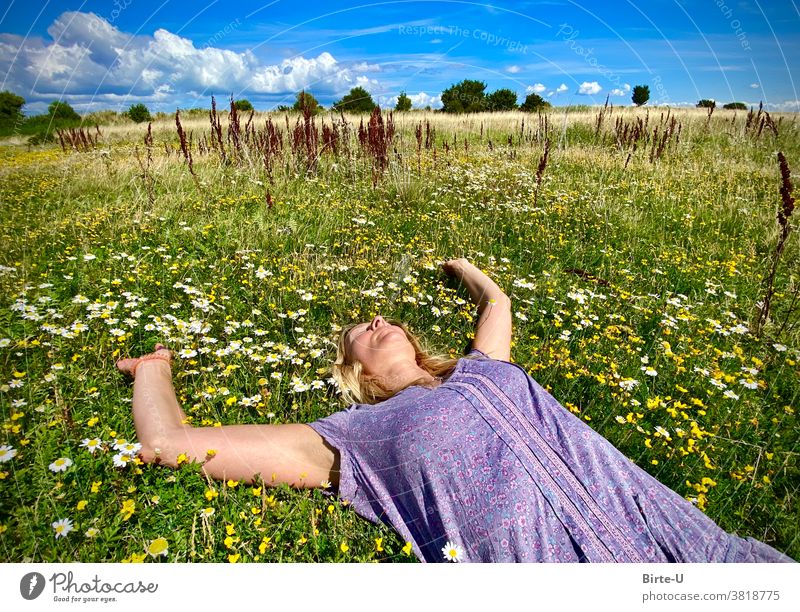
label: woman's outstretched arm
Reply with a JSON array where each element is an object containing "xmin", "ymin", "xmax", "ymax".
[
  {"xmin": 442, "ymin": 258, "xmax": 512, "ymax": 361},
  {"xmin": 123, "ymin": 356, "xmax": 339, "ymax": 489}
]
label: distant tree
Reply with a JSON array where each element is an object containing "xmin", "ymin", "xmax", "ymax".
[
  {"xmin": 723, "ymin": 101, "xmax": 747, "ymax": 110},
  {"xmin": 441, "ymin": 79, "xmax": 487, "ymax": 113},
  {"xmin": 292, "ymin": 91, "xmax": 322, "ymax": 114},
  {"xmin": 48, "ymin": 100, "xmax": 81, "ymax": 121},
  {"xmin": 486, "ymin": 88, "xmax": 518, "ymax": 111},
  {"xmin": 631, "ymin": 85, "xmax": 650, "ymax": 106},
  {"xmin": 0, "ymin": 91, "xmax": 25, "ymax": 127},
  {"xmin": 126, "ymin": 103, "xmax": 151, "ymax": 123},
  {"xmin": 332, "ymin": 87, "xmax": 377, "ymax": 113},
  {"xmin": 275, "ymin": 104, "xmax": 292, "ymax": 112},
  {"xmin": 520, "ymin": 92, "xmax": 550, "ymax": 112},
  {"xmin": 395, "ymin": 91, "xmax": 412, "ymax": 111},
  {"xmin": 696, "ymin": 99, "xmax": 716, "ymax": 109},
  {"xmin": 234, "ymin": 99, "xmax": 254, "ymax": 112}
]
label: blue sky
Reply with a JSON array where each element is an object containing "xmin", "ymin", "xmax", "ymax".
[{"xmin": 1, "ymin": 0, "xmax": 797, "ymax": 114}]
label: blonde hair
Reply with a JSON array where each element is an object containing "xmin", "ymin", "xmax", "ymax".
[{"xmin": 329, "ymin": 318, "xmax": 468, "ymax": 405}]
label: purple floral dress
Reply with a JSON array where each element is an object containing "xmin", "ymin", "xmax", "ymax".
[{"xmin": 307, "ymin": 349, "xmax": 794, "ymax": 563}]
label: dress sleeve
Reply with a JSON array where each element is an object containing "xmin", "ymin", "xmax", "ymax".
[{"xmin": 306, "ymin": 406, "xmax": 382, "ymax": 522}]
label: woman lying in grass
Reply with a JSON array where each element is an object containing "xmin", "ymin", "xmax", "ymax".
[{"xmin": 117, "ymin": 258, "xmax": 793, "ymax": 563}]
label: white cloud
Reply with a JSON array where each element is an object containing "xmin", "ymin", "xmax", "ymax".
[
  {"xmin": 377, "ymin": 91, "xmax": 441, "ymax": 109},
  {"xmin": 430, "ymin": 38, "xmax": 442, "ymax": 43},
  {"xmin": 610, "ymin": 88, "xmax": 628, "ymax": 96},
  {"xmin": 750, "ymin": 83, "xmax": 760, "ymax": 89},
  {"xmin": 556, "ymin": 83, "xmax": 568, "ymax": 93},
  {"xmin": 409, "ymin": 91, "xmax": 441, "ymax": 108},
  {"xmin": 1, "ymin": 11, "xmax": 378, "ymax": 111},
  {"xmin": 506, "ymin": 65, "xmax": 521, "ymax": 74},
  {"xmin": 578, "ymin": 81, "xmax": 602, "ymax": 95},
  {"xmin": 764, "ymin": 100, "xmax": 800, "ymax": 112},
  {"xmin": 526, "ymin": 83, "xmax": 546, "ymax": 93}
]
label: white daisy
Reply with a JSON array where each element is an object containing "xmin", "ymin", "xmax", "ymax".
[
  {"xmin": 0, "ymin": 444, "xmax": 17, "ymax": 462},
  {"xmin": 49, "ymin": 457, "xmax": 73, "ymax": 473},
  {"xmin": 112, "ymin": 453, "xmax": 133, "ymax": 468},
  {"xmin": 654, "ymin": 426, "xmax": 672, "ymax": 440},
  {"xmin": 200, "ymin": 507, "xmax": 215, "ymax": 518},
  {"xmin": 178, "ymin": 348, "xmax": 198, "ymax": 359},
  {"xmin": 441, "ymin": 540, "xmax": 464, "ymax": 562},
  {"xmin": 52, "ymin": 518, "xmax": 74, "ymax": 539},
  {"xmin": 723, "ymin": 390, "xmax": 740, "ymax": 400},
  {"xmin": 739, "ymin": 379, "xmax": 759, "ymax": 390},
  {"xmin": 772, "ymin": 343, "xmax": 787, "ymax": 352},
  {"xmin": 85, "ymin": 527, "xmax": 100, "ymax": 538},
  {"xmin": 80, "ymin": 438, "xmax": 103, "ymax": 454},
  {"xmin": 117, "ymin": 442, "xmax": 142, "ymax": 456}
]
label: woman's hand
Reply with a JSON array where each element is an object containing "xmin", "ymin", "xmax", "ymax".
[
  {"xmin": 441, "ymin": 258, "xmax": 472, "ymax": 278},
  {"xmin": 116, "ymin": 344, "xmax": 173, "ymax": 379}
]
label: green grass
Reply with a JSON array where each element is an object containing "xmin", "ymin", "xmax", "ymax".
[{"xmin": 0, "ymin": 107, "xmax": 798, "ymax": 562}]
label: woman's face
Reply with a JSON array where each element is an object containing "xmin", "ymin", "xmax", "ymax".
[{"xmin": 345, "ymin": 315, "xmax": 415, "ymax": 375}]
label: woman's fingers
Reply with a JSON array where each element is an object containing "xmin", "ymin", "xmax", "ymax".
[{"xmin": 116, "ymin": 357, "xmax": 139, "ymax": 376}]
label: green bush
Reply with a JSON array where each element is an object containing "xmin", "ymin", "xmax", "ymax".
[
  {"xmin": 486, "ymin": 88, "xmax": 518, "ymax": 111},
  {"xmin": 395, "ymin": 92, "xmax": 412, "ymax": 112},
  {"xmin": 520, "ymin": 93, "xmax": 551, "ymax": 112},
  {"xmin": 293, "ymin": 91, "xmax": 322, "ymax": 114},
  {"xmin": 48, "ymin": 100, "xmax": 81, "ymax": 121},
  {"xmin": 0, "ymin": 90, "xmax": 25, "ymax": 129},
  {"xmin": 697, "ymin": 99, "xmax": 716, "ymax": 109},
  {"xmin": 332, "ymin": 87, "xmax": 377, "ymax": 113},
  {"xmin": 723, "ymin": 102, "xmax": 747, "ymax": 110},
  {"xmin": 441, "ymin": 80, "xmax": 487, "ymax": 113},
  {"xmin": 234, "ymin": 99, "xmax": 254, "ymax": 112},
  {"xmin": 126, "ymin": 103, "xmax": 152, "ymax": 123},
  {"xmin": 632, "ymin": 85, "xmax": 650, "ymax": 106}
]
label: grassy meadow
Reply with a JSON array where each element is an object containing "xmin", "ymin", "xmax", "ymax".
[{"xmin": 0, "ymin": 104, "xmax": 798, "ymax": 562}]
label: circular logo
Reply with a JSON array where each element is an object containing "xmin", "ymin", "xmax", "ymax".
[{"xmin": 20, "ymin": 572, "xmax": 46, "ymax": 600}]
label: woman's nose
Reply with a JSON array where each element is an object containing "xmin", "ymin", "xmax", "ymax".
[{"xmin": 371, "ymin": 315, "xmax": 386, "ymax": 329}]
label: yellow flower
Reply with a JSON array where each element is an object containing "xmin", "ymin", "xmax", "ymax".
[
  {"xmin": 120, "ymin": 499, "xmax": 135, "ymax": 521},
  {"xmin": 251, "ymin": 487, "xmax": 261, "ymax": 497},
  {"xmin": 204, "ymin": 488, "xmax": 218, "ymax": 501},
  {"xmin": 340, "ymin": 541, "xmax": 349, "ymax": 553},
  {"xmin": 375, "ymin": 537, "xmax": 384, "ymax": 552},
  {"xmin": 402, "ymin": 542, "xmax": 413, "ymax": 556},
  {"xmin": 76, "ymin": 500, "xmax": 88, "ymax": 511},
  {"xmin": 226, "ymin": 479, "xmax": 239, "ymax": 488},
  {"xmin": 91, "ymin": 481, "xmax": 102, "ymax": 494},
  {"xmin": 128, "ymin": 553, "xmax": 147, "ymax": 563},
  {"xmin": 87, "ymin": 417, "xmax": 99, "ymax": 427},
  {"xmin": 205, "ymin": 449, "xmax": 217, "ymax": 458},
  {"xmin": 176, "ymin": 453, "xmax": 188, "ymax": 466},
  {"xmin": 225, "ymin": 524, "xmax": 236, "ymax": 535},
  {"xmin": 227, "ymin": 553, "xmax": 240, "ymax": 563},
  {"xmin": 259, "ymin": 537, "xmax": 272, "ymax": 554},
  {"xmin": 146, "ymin": 537, "xmax": 169, "ymax": 557}
]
